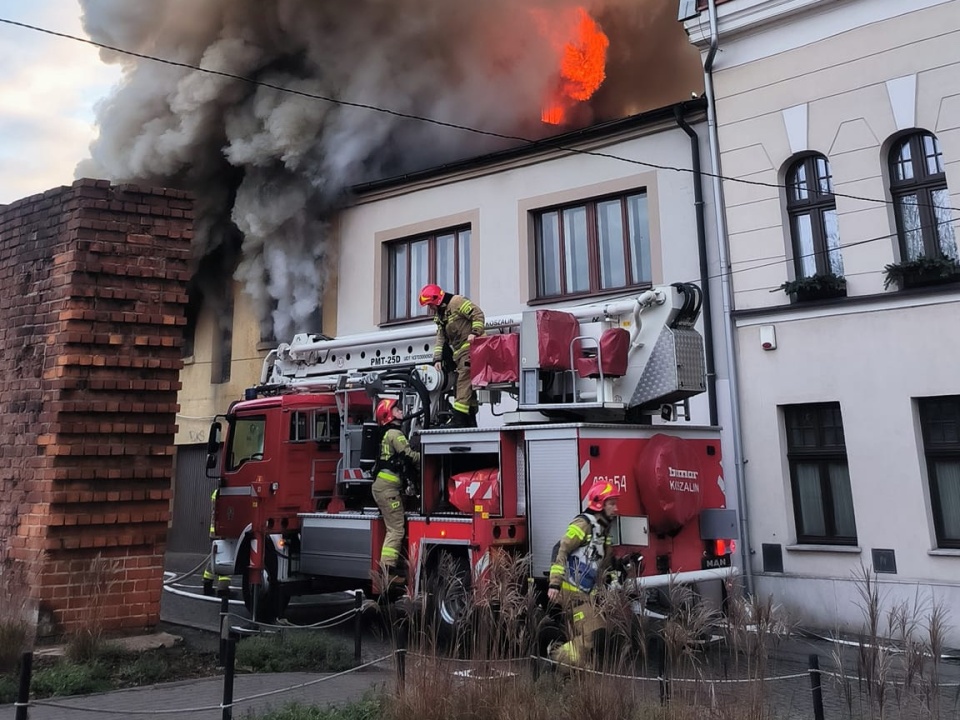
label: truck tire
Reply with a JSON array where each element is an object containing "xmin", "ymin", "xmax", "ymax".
[
  {"xmin": 424, "ymin": 549, "xmax": 470, "ymax": 633},
  {"xmin": 239, "ymin": 540, "xmax": 288, "ymax": 622}
]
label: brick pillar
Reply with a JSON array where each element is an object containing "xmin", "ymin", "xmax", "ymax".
[{"xmin": 0, "ymin": 178, "xmax": 192, "ymax": 635}]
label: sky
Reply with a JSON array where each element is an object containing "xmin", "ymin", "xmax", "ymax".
[{"xmin": 0, "ymin": 0, "xmax": 119, "ymax": 205}]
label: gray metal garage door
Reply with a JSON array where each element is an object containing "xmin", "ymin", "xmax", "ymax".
[{"xmin": 168, "ymin": 444, "xmax": 218, "ymax": 553}]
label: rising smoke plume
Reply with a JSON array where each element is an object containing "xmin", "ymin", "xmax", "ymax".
[{"xmin": 77, "ymin": 0, "xmax": 701, "ymax": 341}]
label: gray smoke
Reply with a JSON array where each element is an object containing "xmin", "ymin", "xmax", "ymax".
[{"xmin": 77, "ymin": 0, "xmax": 695, "ymax": 340}]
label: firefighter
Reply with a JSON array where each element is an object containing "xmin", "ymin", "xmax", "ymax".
[
  {"xmin": 372, "ymin": 398, "xmax": 421, "ymax": 585},
  {"xmin": 547, "ymin": 480, "xmax": 620, "ymax": 668},
  {"xmin": 418, "ymin": 283, "xmax": 485, "ymax": 428},
  {"xmin": 202, "ymin": 488, "xmax": 231, "ymax": 597}
]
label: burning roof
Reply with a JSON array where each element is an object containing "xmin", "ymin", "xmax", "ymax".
[{"xmin": 76, "ymin": 0, "xmax": 702, "ymax": 340}]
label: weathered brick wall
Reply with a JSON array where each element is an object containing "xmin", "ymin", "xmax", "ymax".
[{"xmin": 0, "ymin": 178, "xmax": 192, "ymax": 636}]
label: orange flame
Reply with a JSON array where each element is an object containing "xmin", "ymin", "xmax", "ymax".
[{"xmin": 537, "ymin": 7, "xmax": 609, "ymax": 125}]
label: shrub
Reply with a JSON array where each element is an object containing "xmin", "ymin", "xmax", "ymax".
[
  {"xmin": 244, "ymin": 696, "xmax": 382, "ymax": 720},
  {"xmin": 235, "ymin": 631, "xmax": 355, "ymax": 673},
  {"xmin": 0, "ymin": 557, "xmax": 38, "ymax": 673},
  {"xmin": 0, "ymin": 673, "xmax": 18, "ymax": 704},
  {"xmin": 30, "ymin": 662, "xmax": 112, "ymax": 698},
  {"xmin": 64, "ymin": 554, "xmax": 122, "ymax": 663}
]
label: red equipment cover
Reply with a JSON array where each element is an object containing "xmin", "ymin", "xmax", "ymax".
[
  {"xmin": 470, "ymin": 334, "xmax": 520, "ymax": 387},
  {"xmin": 536, "ymin": 310, "xmax": 579, "ymax": 370},
  {"xmin": 634, "ymin": 434, "xmax": 703, "ymax": 534},
  {"xmin": 576, "ymin": 327, "xmax": 630, "ymax": 378},
  {"xmin": 449, "ymin": 468, "xmax": 501, "ymax": 515}
]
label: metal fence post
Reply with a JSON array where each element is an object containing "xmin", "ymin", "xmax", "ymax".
[
  {"xmin": 354, "ymin": 590, "xmax": 363, "ymax": 663},
  {"xmin": 809, "ymin": 653, "xmax": 825, "ymax": 720},
  {"xmin": 655, "ymin": 636, "xmax": 670, "ymax": 705},
  {"xmin": 222, "ymin": 635, "xmax": 237, "ymax": 720},
  {"xmin": 15, "ymin": 651, "xmax": 32, "ymax": 720}
]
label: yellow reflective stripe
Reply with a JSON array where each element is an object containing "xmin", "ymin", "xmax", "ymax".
[
  {"xmin": 452, "ymin": 401, "xmax": 471, "ymax": 413},
  {"xmin": 573, "ymin": 611, "xmax": 585, "ymax": 622},
  {"xmin": 381, "ymin": 547, "xmax": 399, "ymax": 559},
  {"xmin": 459, "ymin": 300, "xmax": 473, "ymax": 314},
  {"xmin": 561, "ymin": 581, "xmax": 581, "ymax": 593},
  {"xmin": 549, "ymin": 564, "xmax": 564, "ymax": 575},
  {"xmin": 471, "ymin": 323, "xmax": 484, "ymax": 331},
  {"xmin": 565, "ymin": 525, "xmax": 586, "ymax": 541},
  {"xmin": 377, "ymin": 470, "xmax": 401, "ymax": 483}
]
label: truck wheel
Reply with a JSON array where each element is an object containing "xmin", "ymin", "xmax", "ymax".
[
  {"xmin": 240, "ymin": 541, "xmax": 288, "ymax": 622},
  {"xmin": 425, "ymin": 550, "xmax": 471, "ymax": 631}
]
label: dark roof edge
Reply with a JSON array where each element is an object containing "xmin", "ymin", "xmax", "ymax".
[{"xmin": 349, "ymin": 97, "xmax": 708, "ymax": 195}]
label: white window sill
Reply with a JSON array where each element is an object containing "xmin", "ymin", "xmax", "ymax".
[
  {"xmin": 927, "ymin": 549, "xmax": 960, "ymax": 558},
  {"xmin": 786, "ymin": 544, "xmax": 862, "ymax": 554}
]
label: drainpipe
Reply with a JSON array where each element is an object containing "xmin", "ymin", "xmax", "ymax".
[
  {"xmin": 674, "ymin": 106, "xmax": 718, "ymax": 427},
  {"xmin": 703, "ymin": 0, "xmax": 754, "ymax": 595}
]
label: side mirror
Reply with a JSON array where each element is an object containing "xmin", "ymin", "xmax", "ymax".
[{"xmin": 206, "ymin": 422, "xmax": 222, "ymax": 469}]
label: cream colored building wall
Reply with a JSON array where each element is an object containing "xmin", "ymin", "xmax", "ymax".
[
  {"xmin": 175, "ymin": 279, "xmax": 272, "ymax": 446},
  {"xmin": 337, "ymin": 124, "xmax": 712, "ymax": 331},
  {"xmin": 713, "ymin": 0, "xmax": 960, "ymax": 309},
  {"xmin": 691, "ymin": 0, "xmax": 960, "ymax": 641}
]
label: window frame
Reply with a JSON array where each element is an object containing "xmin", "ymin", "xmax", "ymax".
[
  {"xmin": 785, "ymin": 154, "xmax": 842, "ymax": 279},
  {"xmin": 532, "ymin": 189, "xmax": 652, "ymax": 302},
  {"xmin": 385, "ymin": 226, "xmax": 471, "ymax": 323},
  {"xmin": 918, "ymin": 396, "xmax": 960, "ymax": 549},
  {"xmin": 889, "ymin": 131, "xmax": 953, "ymax": 261},
  {"xmin": 784, "ymin": 402, "xmax": 858, "ymax": 546}
]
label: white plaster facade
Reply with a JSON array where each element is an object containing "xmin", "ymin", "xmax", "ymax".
[
  {"xmin": 687, "ymin": 0, "xmax": 960, "ymax": 643},
  {"xmin": 334, "ymin": 106, "xmax": 737, "ymax": 511}
]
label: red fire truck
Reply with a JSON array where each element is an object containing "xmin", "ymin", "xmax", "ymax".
[{"xmin": 204, "ymin": 283, "xmax": 738, "ymax": 621}]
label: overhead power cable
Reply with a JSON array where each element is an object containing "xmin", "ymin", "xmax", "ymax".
[{"xmin": 2, "ymin": 16, "xmax": 959, "ymax": 216}]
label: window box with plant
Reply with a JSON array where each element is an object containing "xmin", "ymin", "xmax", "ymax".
[
  {"xmin": 775, "ymin": 272, "xmax": 847, "ymax": 302},
  {"xmin": 883, "ymin": 255, "xmax": 960, "ymax": 291},
  {"xmin": 886, "ymin": 131, "xmax": 959, "ymax": 291}
]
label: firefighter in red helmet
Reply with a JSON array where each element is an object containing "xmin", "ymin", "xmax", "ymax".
[
  {"xmin": 547, "ymin": 480, "xmax": 620, "ymax": 668},
  {"xmin": 418, "ymin": 283, "xmax": 485, "ymax": 428},
  {"xmin": 371, "ymin": 398, "xmax": 420, "ymax": 586}
]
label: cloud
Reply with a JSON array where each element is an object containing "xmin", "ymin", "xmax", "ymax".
[{"xmin": 0, "ymin": 0, "xmax": 119, "ymax": 204}]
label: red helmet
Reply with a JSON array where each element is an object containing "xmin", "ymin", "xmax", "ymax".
[
  {"xmin": 586, "ymin": 480, "xmax": 620, "ymax": 511},
  {"xmin": 418, "ymin": 283, "xmax": 444, "ymax": 307},
  {"xmin": 375, "ymin": 398, "xmax": 399, "ymax": 426}
]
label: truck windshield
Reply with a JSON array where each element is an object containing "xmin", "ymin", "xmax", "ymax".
[{"xmin": 226, "ymin": 415, "xmax": 266, "ymax": 470}]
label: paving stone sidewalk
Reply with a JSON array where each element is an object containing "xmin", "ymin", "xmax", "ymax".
[{"xmin": 0, "ymin": 667, "xmax": 391, "ymax": 720}]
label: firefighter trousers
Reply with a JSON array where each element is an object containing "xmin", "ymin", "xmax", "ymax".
[
  {"xmin": 452, "ymin": 352, "xmax": 476, "ymax": 415},
  {"xmin": 372, "ymin": 476, "xmax": 405, "ymax": 570},
  {"xmin": 552, "ymin": 590, "xmax": 603, "ymax": 668}
]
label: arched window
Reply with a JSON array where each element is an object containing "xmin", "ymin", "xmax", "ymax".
[
  {"xmin": 786, "ymin": 154, "xmax": 843, "ymax": 278},
  {"xmin": 889, "ymin": 131, "xmax": 957, "ymax": 261}
]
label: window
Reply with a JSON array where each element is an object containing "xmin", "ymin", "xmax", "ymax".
[
  {"xmin": 889, "ymin": 131, "xmax": 957, "ymax": 262},
  {"xmin": 786, "ymin": 154, "xmax": 843, "ymax": 278},
  {"xmin": 211, "ymin": 288, "xmax": 233, "ymax": 385},
  {"xmin": 226, "ymin": 416, "xmax": 265, "ymax": 470},
  {"xmin": 918, "ymin": 396, "xmax": 960, "ymax": 549},
  {"xmin": 534, "ymin": 191, "xmax": 650, "ymax": 300},
  {"xmin": 386, "ymin": 227, "xmax": 471, "ymax": 321},
  {"xmin": 784, "ymin": 403, "xmax": 857, "ymax": 545}
]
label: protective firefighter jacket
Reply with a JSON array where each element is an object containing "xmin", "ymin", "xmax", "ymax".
[
  {"xmin": 432, "ymin": 295, "xmax": 485, "ymax": 362},
  {"xmin": 549, "ymin": 512, "xmax": 612, "ymax": 593}
]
